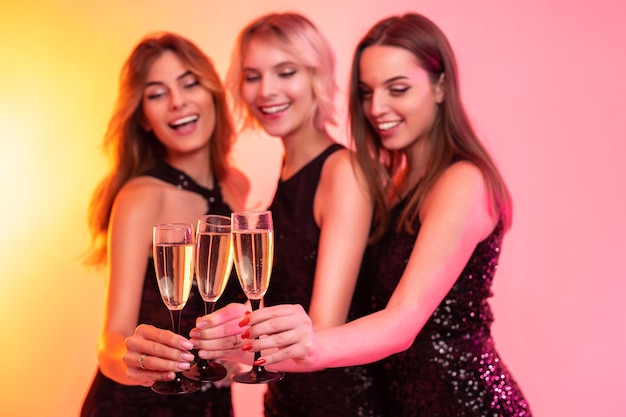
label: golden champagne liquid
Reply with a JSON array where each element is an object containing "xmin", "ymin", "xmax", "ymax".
[
  {"xmin": 232, "ymin": 230, "xmax": 273, "ymax": 300},
  {"xmin": 153, "ymin": 243, "xmax": 194, "ymax": 310},
  {"xmin": 195, "ymin": 232, "xmax": 233, "ymax": 302}
]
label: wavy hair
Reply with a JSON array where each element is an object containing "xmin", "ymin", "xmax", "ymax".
[
  {"xmin": 84, "ymin": 32, "xmax": 234, "ymax": 267},
  {"xmin": 226, "ymin": 12, "xmax": 337, "ymax": 133},
  {"xmin": 349, "ymin": 13, "xmax": 512, "ymax": 241}
]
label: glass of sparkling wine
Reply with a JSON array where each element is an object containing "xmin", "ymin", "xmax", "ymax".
[
  {"xmin": 183, "ymin": 215, "xmax": 233, "ymax": 382},
  {"xmin": 231, "ymin": 211, "xmax": 285, "ymax": 384},
  {"xmin": 152, "ymin": 223, "xmax": 201, "ymax": 395}
]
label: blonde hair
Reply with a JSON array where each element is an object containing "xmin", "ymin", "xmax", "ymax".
[{"xmin": 226, "ymin": 12, "xmax": 337, "ymax": 132}]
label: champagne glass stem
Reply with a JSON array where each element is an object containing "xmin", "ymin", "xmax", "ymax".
[
  {"xmin": 196, "ymin": 301, "xmax": 217, "ymax": 369},
  {"xmin": 169, "ymin": 309, "xmax": 187, "ymax": 383},
  {"xmin": 170, "ymin": 309, "xmax": 182, "ymax": 334},
  {"xmin": 248, "ymin": 299, "xmax": 264, "ymax": 375}
]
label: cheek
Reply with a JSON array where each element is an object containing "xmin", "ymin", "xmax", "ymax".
[
  {"xmin": 241, "ymin": 84, "xmax": 257, "ymax": 107},
  {"xmin": 360, "ymin": 101, "xmax": 373, "ymax": 122},
  {"xmin": 141, "ymin": 103, "xmax": 158, "ymax": 130},
  {"xmin": 286, "ymin": 75, "xmax": 314, "ymax": 102}
]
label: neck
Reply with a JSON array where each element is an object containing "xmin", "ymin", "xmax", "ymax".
[
  {"xmin": 402, "ymin": 140, "xmax": 429, "ymax": 195},
  {"xmin": 165, "ymin": 148, "xmax": 213, "ymax": 188},
  {"xmin": 280, "ymin": 125, "xmax": 334, "ymax": 179}
]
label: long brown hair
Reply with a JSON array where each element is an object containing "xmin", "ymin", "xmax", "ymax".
[
  {"xmin": 349, "ymin": 13, "xmax": 512, "ymax": 241},
  {"xmin": 84, "ymin": 32, "xmax": 235, "ymax": 267}
]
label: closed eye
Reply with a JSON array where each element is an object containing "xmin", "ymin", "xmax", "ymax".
[
  {"xmin": 183, "ymin": 79, "xmax": 200, "ymax": 89},
  {"xmin": 279, "ymin": 69, "xmax": 297, "ymax": 78},
  {"xmin": 243, "ymin": 73, "xmax": 261, "ymax": 83},
  {"xmin": 146, "ymin": 88, "xmax": 167, "ymax": 100},
  {"xmin": 390, "ymin": 86, "xmax": 410, "ymax": 96}
]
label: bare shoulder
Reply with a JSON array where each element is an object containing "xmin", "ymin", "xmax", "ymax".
[
  {"xmin": 220, "ymin": 167, "xmax": 250, "ymax": 211},
  {"xmin": 112, "ymin": 176, "xmax": 165, "ymax": 223},
  {"xmin": 316, "ymin": 147, "xmax": 371, "ymax": 218},
  {"xmin": 320, "ymin": 147, "xmax": 363, "ymax": 183},
  {"xmin": 117, "ymin": 176, "xmax": 165, "ymax": 204},
  {"xmin": 432, "ymin": 161, "xmax": 485, "ymax": 196},
  {"xmin": 423, "ymin": 160, "xmax": 496, "ymax": 237}
]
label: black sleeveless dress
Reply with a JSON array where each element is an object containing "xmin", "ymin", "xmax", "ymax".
[
  {"xmin": 81, "ymin": 161, "xmax": 246, "ymax": 417},
  {"xmin": 357, "ymin": 196, "xmax": 532, "ymax": 416},
  {"xmin": 262, "ymin": 144, "xmax": 382, "ymax": 417}
]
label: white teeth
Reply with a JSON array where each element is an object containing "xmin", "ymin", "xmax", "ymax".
[
  {"xmin": 171, "ymin": 115, "xmax": 198, "ymax": 127},
  {"xmin": 261, "ymin": 104, "xmax": 290, "ymax": 114},
  {"xmin": 378, "ymin": 121, "xmax": 401, "ymax": 131}
]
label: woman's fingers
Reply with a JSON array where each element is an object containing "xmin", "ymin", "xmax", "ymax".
[
  {"xmin": 190, "ymin": 303, "xmax": 317, "ymax": 366},
  {"xmin": 190, "ymin": 303, "xmax": 250, "ymax": 356},
  {"xmin": 196, "ymin": 303, "xmax": 249, "ymax": 329},
  {"xmin": 246, "ymin": 304, "xmax": 312, "ymax": 341},
  {"xmin": 123, "ymin": 324, "xmax": 195, "ymax": 385}
]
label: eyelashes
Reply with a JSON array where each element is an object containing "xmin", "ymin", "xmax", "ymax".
[{"xmin": 243, "ymin": 69, "xmax": 298, "ymax": 83}]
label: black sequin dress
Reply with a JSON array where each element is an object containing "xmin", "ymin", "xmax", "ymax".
[
  {"xmin": 81, "ymin": 161, "xmax": 246, "ymax": 417},
  {"xmin": 263, "ymin": 144, "xmax": 382, "ymax": 417},
  {"xmin": 358, "ymin": 197, "xmax": 532, "ymax": 417}
]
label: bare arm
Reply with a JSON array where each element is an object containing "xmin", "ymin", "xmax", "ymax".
[
  {"xmin": 245, "ymin": 162, "xmax": 499, "ymax": 370},
  {"xmin": 308, "ymin": 149, "xmax": 373, "ymax": 329},
  {"xmin": 97, "ymin": 180, "xmax": 165, "ymax": 385},
  {"xmin": 189, "ymin": 149, "xmax": 373, "ymax": 365}
]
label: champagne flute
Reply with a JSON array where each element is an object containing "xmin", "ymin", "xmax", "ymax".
[
  {"xmin": 231, "ymin": 211, "xmax": 285, "ymax": 384},
  {"xmin": 151, "ymin": 223, "xmax": 201, "ymax": 395},
  {"xmin": 183, "ymin": 215, "xmax": 233, "ymax": 382}
]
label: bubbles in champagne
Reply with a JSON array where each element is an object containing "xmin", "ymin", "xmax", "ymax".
[{"xmin": 154, "ymin": 243, "xmax": 194, "ymax": 310}]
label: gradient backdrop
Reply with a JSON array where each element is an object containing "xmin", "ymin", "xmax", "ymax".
[{"xmin": 1, "ymin": 0, "xmax": 624, "ymax": 416}]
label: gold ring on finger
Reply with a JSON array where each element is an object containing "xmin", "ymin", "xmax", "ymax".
[{"xmin": 139, "ymin": 353, "xmax": 147, "ymax": 370}]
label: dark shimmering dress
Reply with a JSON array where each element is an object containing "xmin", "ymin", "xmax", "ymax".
[
  {"xmin": 359, "ymin": 197, "xmax": 532, "ymax": 417},
  {"xmin": 81, "ymin": 161, "xmax": 245, "ymax": 417},
  {"xmin": 263, "ymin": 144, "xmax": 382, "ymax": 417}
]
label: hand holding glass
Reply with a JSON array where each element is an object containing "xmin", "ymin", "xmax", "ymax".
[
  {"xmin": 231, "ymin": 211, "xmax": 285, "ymax": 384},
  {"xmin": 151, "ymin": 223, "xmax": 201, "ymax": 394},
  {"xmin": 183, "ymin": 215, "xmax": 233, "ymax": 382}
]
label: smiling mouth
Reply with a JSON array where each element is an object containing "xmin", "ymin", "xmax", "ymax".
[
  {"xmin": 378, "ymin": 120, "xmax": 401, "ymax": 131},
  {"xmin": 170, "ymin": 114, "xmax": 198, "ymax": 129},
  {"xmin": 260, "ymin": 104, "xmax": 290, "ymax": 115}
]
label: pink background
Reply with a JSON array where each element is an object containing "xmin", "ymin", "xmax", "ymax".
[{"xmin": 1, "ymin": 0, "xmax": 624, "ymax": 416}]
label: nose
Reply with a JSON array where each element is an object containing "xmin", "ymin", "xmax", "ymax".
[
  {"xmin": 259, "ymin": 75, "xmax": 276, "ymax": 99},
  {"xmin": 368, "ymin": 90, "xmax": 387, "ymax": 117},
  {"xmin": 169, "ymin": 87, "xmax": 186, "ymax": 110}
]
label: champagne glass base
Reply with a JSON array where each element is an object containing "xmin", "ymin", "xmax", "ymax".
[
  {"xmin": 233, "ymin": 366, "xmax": 285, "ymax": 384},
  {"xmin": 151, "ymin": 374, "xmax": 202, "ymax": 395},
  {"xmin": 183, "ymin": 360, "xmax": 228, "ymax": 382}
]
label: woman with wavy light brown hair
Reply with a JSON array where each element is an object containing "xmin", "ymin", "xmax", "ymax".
[
  {"xmin": 192, "ymin": 12, "xmax": 531, "ymax": 417},
  {"xmin": 81, "ymin": 32, "xmax": 248, "ymax": 417}
]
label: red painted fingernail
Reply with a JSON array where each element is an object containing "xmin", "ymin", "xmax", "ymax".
[
  {"xmin": 241, "ymin": 329, "xmax": 250, "ymax": 339},
  {"xmin": 253, "ymin": 358, "xmax": 266, "ymax": 366},
  {"xmin": 242, "ymin": 343, "xmax": 252, "ymax": 351},
  {"xmin": 239, "ymin": 316, "xmax": 250, "ymax": 326}
]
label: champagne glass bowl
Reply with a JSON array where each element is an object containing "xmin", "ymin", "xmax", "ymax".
[
  {"xmin": 151, "ymin": 223, "xmax": 201, "ymax": 394},
  {"xmin": 183, "ymin": 215, "xmax": 233, "ymax": 382},
  {"xmin": 231, "ymin": 211, "xmax": 284, "ymax": 384}
]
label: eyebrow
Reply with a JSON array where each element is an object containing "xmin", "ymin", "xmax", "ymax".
[
  {"xmin": 145, "ymin": 70, "xmax": 194, "ymax": 87},
  {"xmin": 385, "ymin": 75, "xmax": 410, "ymax": 83},
  {"xmin": 359, "ymin": 75, "xmax": 410, "ymax": 87},
  {"xmin": 242, "ymin": 61, "xmax": 298, "ymax": 72}
]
